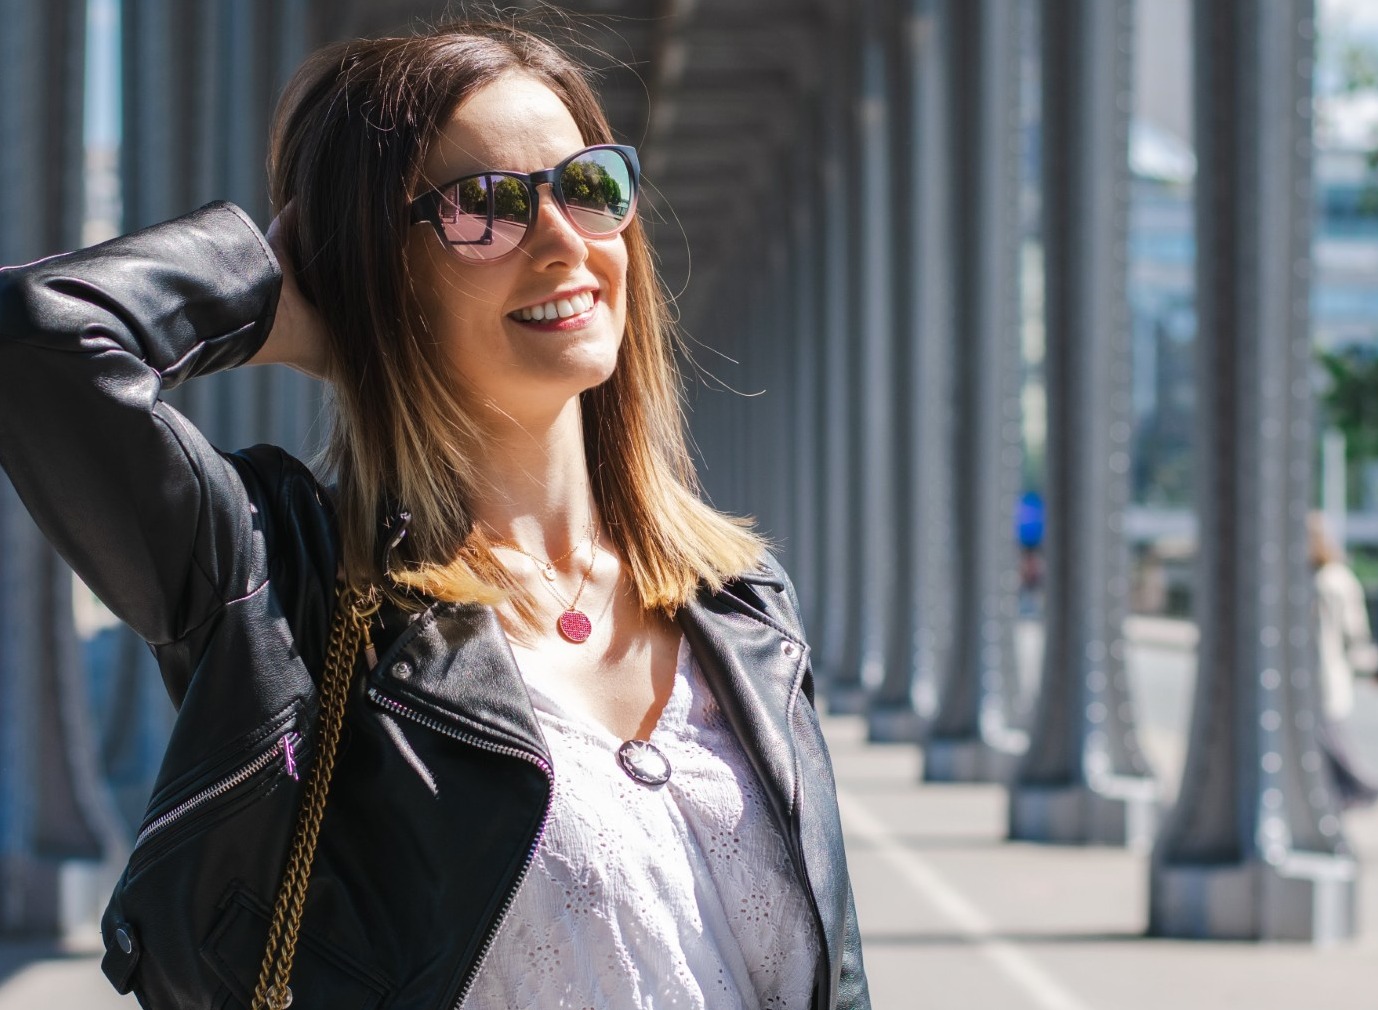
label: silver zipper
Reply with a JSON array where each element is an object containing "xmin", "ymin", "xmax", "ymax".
[
  {"xmin": 133, "ymin": 730, "xmax": 301, "ymax": 851},
  {"xmin": 364, "ymin": 687, "xmax": 552, "ymax": 1010}
]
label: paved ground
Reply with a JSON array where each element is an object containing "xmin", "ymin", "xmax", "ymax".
[{"xmin": 4, "ymin": 622, "xmax": 1378, "ymax": 1009}]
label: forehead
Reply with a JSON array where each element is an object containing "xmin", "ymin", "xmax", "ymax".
[{"xmin": 423, "ymin": 72, "xmax": 586, "ymax": 183}]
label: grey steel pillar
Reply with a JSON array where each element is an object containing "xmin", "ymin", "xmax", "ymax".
[
  {"xmin": 923, "ymin": 0, "xmax": 1027, "ymax": 782},
  {"xmin": 0, "ymin": 0, "xmax": 128, "ymax": 934},
  {"xmin": 868, "ymin": 0, "xmax": 956, "ymax": 743},
  {"xmin": 1009, "ymin": 0, "xmax": 1158, "ymax": 847},
  {"xmin": 834, "ymin": 2, "xmax": 896, "ymax": 713},
  {"xmin": 816, "ymin": 27, "xmax": 860, "ymax": 699},
  {"xmin": 764, "ymin": 218, "xmax": 794, "ymax": 553},
  {"xmin": 124, "ymin": 0, "xmax": 322, "ymax": 459},
  {"xmin": 1149, "ymin": 0, "xmax": 1355, "ymax": 942},
  {"xmin": 788, "ymin": 125, "xmax": 823, "ymax": 630}
]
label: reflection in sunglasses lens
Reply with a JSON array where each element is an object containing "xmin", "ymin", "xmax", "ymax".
[
  {"xmin": 440, "ymin": 174, "xmax": 529, "ymax": 260},
  {"xmin": 560, "ymin": 151, "xmax": 633, "ymax": 235}
]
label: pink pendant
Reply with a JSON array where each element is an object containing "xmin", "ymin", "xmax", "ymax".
[{"xmin": 557, "ymin": 609, "xmax": 593, "ymax": 643}]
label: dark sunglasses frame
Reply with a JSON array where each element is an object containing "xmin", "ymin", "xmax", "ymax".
[{"xmin": 409, "ymin": 144, "xmax": 640, "ymax": 262}]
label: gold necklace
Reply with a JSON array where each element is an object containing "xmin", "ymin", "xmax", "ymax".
[
  {"xmin": 489, "ymin": 520, "xmax": 600, "ymax": 643},
  {"xmin": 488, "ymin": 516, "xmax": 593, "ymax": 582},
  {"xmin": 544, "ymin": 526, "xmax": 599, "ymax": 643}
]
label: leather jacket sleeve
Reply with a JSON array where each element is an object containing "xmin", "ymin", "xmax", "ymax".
[
  {"xmin": 762, "ymin": 554, "xmax": 871, "ymax": 1009},
  {"xmin": 0, "ymin": 202, "xmax": 281, "ymax": 649},
  {"xmin": 837, "ymin": 879, "xmax": 870, "ymax": 1009}
]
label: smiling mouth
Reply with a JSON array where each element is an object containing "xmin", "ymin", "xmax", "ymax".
[{"xmin": 509, "ymin": 290, "xmax": 597, "ymax": 324}]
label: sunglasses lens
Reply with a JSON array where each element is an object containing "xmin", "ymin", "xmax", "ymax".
[
  {"xmin": 558, "ymin": 149, "xmax": 636, "ymax": 236},
  {"xmin": 436, "ymin": 174, "xmax": 531, "ymax": 260}
]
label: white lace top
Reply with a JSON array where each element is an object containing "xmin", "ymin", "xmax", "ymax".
[{"xmin": 461, "ymin": 636, "xmax": 820, "ymax": 1009}]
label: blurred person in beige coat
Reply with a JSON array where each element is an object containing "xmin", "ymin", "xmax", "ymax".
[{"xmin": 1310, "ymin": 513, "xmax": 1378, "ymax": 808}]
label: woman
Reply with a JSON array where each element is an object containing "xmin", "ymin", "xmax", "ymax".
[{"xmin": 0, "ymin": 19, "xmax": 868, "ymax": 1010}]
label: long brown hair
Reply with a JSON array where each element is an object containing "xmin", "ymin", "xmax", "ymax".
[{"xmin": 267, "ymin": 19, "xmax": 762, "ymax": 624}]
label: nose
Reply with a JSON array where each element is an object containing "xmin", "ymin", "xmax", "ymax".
[{"xmin": 524, "ymin": 181, "xmax": 588, "ymax": 268}]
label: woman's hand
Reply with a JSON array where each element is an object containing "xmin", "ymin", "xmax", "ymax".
[{"xmin": 250, "ymin": 205, "xmax": 330, "ymax": 379}]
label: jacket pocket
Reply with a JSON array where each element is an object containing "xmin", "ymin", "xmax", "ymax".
[
  {"xmin": 200, "ymin": 884, "xmax": 393, "ymax": 1010},
  {"xmin": 128, "ymin": 723, "xmax": 304, "ymax": 878}
]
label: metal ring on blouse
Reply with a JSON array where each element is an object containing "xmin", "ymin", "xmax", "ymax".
[{"xmin": 616, "ymin": 739, "xmax": 672, "ymax": 787}]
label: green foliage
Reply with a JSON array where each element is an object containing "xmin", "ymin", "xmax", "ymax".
[
  {"xmin": 1340, "ymin": 43, "xmax": 1378, "ymax": 93},
  {"xmin": 1318, "ymin": 345, "xmax": 1378, "ymax": 505}
]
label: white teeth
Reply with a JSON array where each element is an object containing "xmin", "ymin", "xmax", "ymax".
[{"xmin": 514, "ymin": 291, "xmax": 596, "ymax": 322}]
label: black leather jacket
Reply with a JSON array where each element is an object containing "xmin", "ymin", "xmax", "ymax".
[{"xmin": 0, "ymin": 202, "xmax": 869, "ymax": 1010}]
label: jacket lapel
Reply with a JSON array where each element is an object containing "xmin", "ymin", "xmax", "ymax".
[{"xmin": 367, "ymin": 602, "xmax": 547, "ymax": 759}]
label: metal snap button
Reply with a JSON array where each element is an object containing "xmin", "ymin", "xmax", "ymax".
[
  {"xmin": 269, "ymin": 984, "xmax": 293, "ymax": 1008},
  {"xmin": 391, "ymin": 660, "xmax": 413, "ymax": 681},
  {"xmin": 114, "ymin": 926, "xmax": 134, "ymax": 955},
  {"xmin": 781, "ymin": 641, "xmax": 798, "ymax": 658}
]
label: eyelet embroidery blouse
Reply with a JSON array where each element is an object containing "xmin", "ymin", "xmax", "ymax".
[{"xmin": 461, "ymin": 636, "xmax": 820, "ymax": 1009}]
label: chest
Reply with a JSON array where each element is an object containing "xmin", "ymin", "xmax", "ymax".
[{"xmin": 508, "ymin": 606, "xmax": 684, "ymax": 740}]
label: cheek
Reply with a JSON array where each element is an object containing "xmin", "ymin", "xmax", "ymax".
[
  {"xmin": 406, "ymin": 234, "xmax": 507, "ymax": 340},
  {"xmin": 603, "ymin": 243, "xmax": 631, "ymax": 331}
]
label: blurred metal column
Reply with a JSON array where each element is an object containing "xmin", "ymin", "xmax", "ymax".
[
  {"xmin": 868, "ymin": 0, "xmax": 956, "ymax": 742},
  {"xmin": 764, "ymin": 206, "xmax": 793, "ymax": 552},
  {"xmin": 0, "ymin": 0, "xmax": 127, "ymax": 934},
  {"xmin": 804, "ymin": 96, "xmax": 832, "ymax": 631},
  {"xmin": 834, "ymin": 1, "xmax": 896, "ymax": 712},
  {"xmin": 788, "ymin": 116, "xmax": 823, "ymax": 627},
  {"xmin": 817, "ymin": 23, "xmax": 860, "ymax": 699},
  {"xmin": 924, "ymin": 0, "xmax": 1027, "ymax": 782},
  {"xmin": 1009, "ymin": 0, "xmax": 1157, "ymax": 846},
  {"xmin": 124, "ymin": 0, "xmax": 322, "ymax": 458},
  {"xmin": 1149, "ymin": 0, "xmax": 1355, "ymax": 942}
]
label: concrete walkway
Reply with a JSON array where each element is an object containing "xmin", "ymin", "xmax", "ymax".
[
  {"xmin": 3, "ymin": 632, "xmax": 1378, "ymax": 1008},
  {"xmin": 832, "ymin": 712, "xmax": 1378, "ymax": 1010}
]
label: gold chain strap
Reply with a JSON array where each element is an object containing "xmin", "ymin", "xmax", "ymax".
[{"xmin": 250, "ymin": 584, "xmax": 377, "ymax": 1010}]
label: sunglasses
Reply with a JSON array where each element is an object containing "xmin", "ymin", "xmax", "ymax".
[{"xmin": 409, "ymin": 144, "xmax": 640, "ymax": 263}]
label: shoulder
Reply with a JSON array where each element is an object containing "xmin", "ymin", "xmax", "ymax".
[
  {"xmin": 712, "ymin": 549, "xmax": 807, "ymax": 640},
  {"xmin": 1317, "ymin": 561, "xmax": 1363, "ymax": 598}
]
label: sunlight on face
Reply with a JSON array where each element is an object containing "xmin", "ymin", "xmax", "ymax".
[{"xmin": 407, "ymin": 72, "xmax": 630, "ymax": 428}]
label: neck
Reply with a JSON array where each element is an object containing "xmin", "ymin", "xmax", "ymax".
[{"xmin": 469, "ymin": 396, "xmax": 597, "ymax": 558}]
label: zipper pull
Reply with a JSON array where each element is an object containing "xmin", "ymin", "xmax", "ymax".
[{"xmin": 282, "ymin": 734, "xmax": 299, "ymax": 781}]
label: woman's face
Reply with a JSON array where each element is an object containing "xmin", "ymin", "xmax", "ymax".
[{"xmin": 408, "ymin": 72, "xmax": 629, "ymax": 424}]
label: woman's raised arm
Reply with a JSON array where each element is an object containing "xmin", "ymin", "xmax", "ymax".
[{"xmin": 0, "ymin": 201, "xmax": 284, "ymax": 646}]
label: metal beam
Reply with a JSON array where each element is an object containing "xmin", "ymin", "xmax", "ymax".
[
  {"xmin": 1008, "ymin": 0, "xmax": 1157, "ymax": 846},
  {"xmin": 923, "ymin": 0, "xmax": 1027, "ymax": 782},
  {"xmin": 0, "ymin": 0, "xmax": 127, "ymax": 936},
  {"xmin": 1149, "ymin": 0, "xmax": 1355, "ymax": 942},
  {"xmin": 867, "ymin": 0, "xmax": 955, "ymax": 742}
]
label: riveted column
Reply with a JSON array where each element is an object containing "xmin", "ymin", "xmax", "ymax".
[
  {"xmin": 764, "ymin": 204, "xmax": 795, "ymax": 550},
  {"xmin": 1149, "ymin": 0, "xmax": 1354, "ymax": 942},
  {"xmin": 923, "ymin": 0, "xmax": 1027, "ymax": 782},
  {"xmin": 0, "ymin": 0, "xmax": 128, "ymax": 934},
  {"xmin": 1009, "ymin": 0, "xmax": 1158, "ymax": 847},
  {"xmin": 816, "ymin": 19, "xmax": 860, "ymax": 697},
  {"xmin": 124, "ymin": 0, "xmax": 322, "ymax": 458},
  {"xmin": 788, "ymin": 110, "xmax": 823, "ymax": 626},
  {"xmin": 868, "ymin": 0, "xmax": 956, "ymax": 742},
  {"xmin": 833, "ymin": 0, "xmax": 896, "ymax": 712}
]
